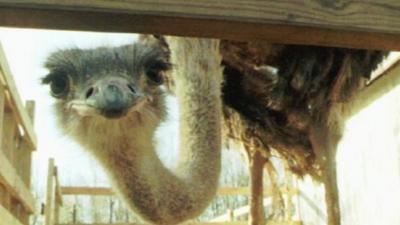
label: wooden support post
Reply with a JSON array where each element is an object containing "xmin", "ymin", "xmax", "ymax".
[
  {"xmin": 45, "ymin": 158, "xmax": 55, "ymax": 225},
  {"xmin": 53, "ymin": 166, "xmax": 61, "ymax": 225},
  {"xmin": 14, "ymin": 101, "xmax": 35, "ymax": 186},
  {"xmin": 72, "ymin": 204, "xmax": 77, "ymax": 224},
  {"xmin": 0, "ymin": 83, "xmax": 4, "ymax": 150},
  {"xmin": 227, "ymin": 209, "xmax": 234, "ymax": 221},
  {"xmin": 0, "ymin": 183, "xmax": 9, "ymax": 209},
  {"xmin": 2, "ymin": 110, "xmax": 16, "ymax": 163},
  {"xmin": 249, "ymin": 150, "xmax": 267, "ymax": 225},
  {"xmin": 53, "ymin": 198, "xmax": 60, "ymax": 225}
]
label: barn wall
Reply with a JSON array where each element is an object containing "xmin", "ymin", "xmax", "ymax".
[{"xmin": 336, "ymin": 83, "xmax": 400, "ymax": 225}]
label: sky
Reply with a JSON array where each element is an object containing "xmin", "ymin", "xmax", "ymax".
[{"xmin": 0, "ymin": 27, "xmax": 248, "ymax": 204}]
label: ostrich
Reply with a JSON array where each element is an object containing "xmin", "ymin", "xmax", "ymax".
[{"xmin": 42, "ymin": 37, "xmax": 223, "ymax": 225}]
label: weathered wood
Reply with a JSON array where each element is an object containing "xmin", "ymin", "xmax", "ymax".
[
  {"xmin": 249, "ymin": 150, "xmax": 267, "ymax": 225},
  {"xmin": 57, "ymin": 222, "xmax": 300, "ymax": 225},
  {"xmin": 14, "ymin": 101, "xmax": 35, "ymax": 187},
  {"xmin": 0, "ymin": 1, "xmax": 399, "ymax": 50},
  {"xmin": 45, "ymin": 158, "xmax": 55, "ymax": 225},
  {"xmin": 2, "ymin": 111, "xmax": 16, "ymax": 162},
  {"xmin": 0, "ymin": 44, "xmax": 37, "ymax": 149},
  {"xmin": 346, "ymin": 60, "xmax": 400, "ymax": 118},
  {"xmin": 0, "ymin": 203, "xmax": 24, "ymax": 225},
  {"xmin": 0, "ymin": 148, "xmax": 35, "ymax": 213},
  {"xmin": 0, "ymin": 84, "xmax": 4, "ymax": 151},
  {"xmin": 60, "ymin": 186, "xmax": 297, "ymax": 197}
]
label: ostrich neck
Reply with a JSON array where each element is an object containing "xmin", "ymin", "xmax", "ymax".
[{"xmin": 82, "ymin": 38, "xmax": 223, "ymax": 225}]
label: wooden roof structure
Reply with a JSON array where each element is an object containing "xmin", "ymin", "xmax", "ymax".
[
  {"xmin": 0, "ymin": 1, "xmax": 399, "ymax": 225},
  {"xmin": 0, "ymin": 0, "xmax": 399, "ymax": 50}
]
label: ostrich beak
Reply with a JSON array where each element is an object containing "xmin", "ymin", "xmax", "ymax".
[{"xmin": 70, "ymin": 77, "xmax": 147, "ymax": 119}]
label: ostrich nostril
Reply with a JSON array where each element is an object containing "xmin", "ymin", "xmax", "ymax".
[
  {"xmin": 128, "ymin": 84, "xmax": 136, "ymax": 94},
  {"xmin": 86, "ymin": 87, "xmax": 95, "ymax": 99}
]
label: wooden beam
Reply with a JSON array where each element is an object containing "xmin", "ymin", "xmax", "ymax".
[
  {"xmin": 57, "ymin": 222, "xmax": 301, "ymax": 225},
  {"xmin": 60, "ymin": 186, "xmax": 113, "ymax": 196},
  {"xmin": 0, "ymin": 203, "xmax": 24, "ymax": 225},
  {"xmin": 0, "ymin": 0, "xmax": 399, "ymax": 50},
  {"xmin": 0, "ymin": 149, "xmax": 35, "ymax": 213},
  {"xmin": 0, "ymin": 84, "xmax": 4, "ymax": 153},
  {"xmin": 0, "ymin": 43, "xmax": 37, "ymax": 150},
  {"xmin": 45, "ymin": 158, "xmax": 55, "ymax": 225},
  {"xmin": 346, "ymin": 59, "xmax": 400, "ymax": 118},
  {"xmin": 57, "ymin": 223, "xmax": 249, "ymax": 225},
  {"xmin": 60, "ymin": 186, "xmax": 298, "ymax": 197}
]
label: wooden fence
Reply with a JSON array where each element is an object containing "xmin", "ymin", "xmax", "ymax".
[
  {"xmin": 0, "ymin": 43, "xmax": 37, "ymax": 225},
  {"xmin": 44, "ymin": 159, "xmax": 302, "ymax": 225}
]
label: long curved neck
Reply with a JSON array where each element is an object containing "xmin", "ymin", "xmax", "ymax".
[{"xmin": 84, "ymin": 38, "xmax": 223, "ymax": 225}]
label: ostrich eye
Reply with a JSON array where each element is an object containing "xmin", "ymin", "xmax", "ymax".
[
  {"xmin": 42, "ymin": 73, "xmax": 70, "ymax": 98},
  {"xmin": 145, "ymin": 69, "xmax": 163, "ymax": 85},
  {"xmin": 50, "ymin": 76, "xmax": 70, "ymax": 98},
  {"xmin": 145, "ymin": 60, "xmax": 171, "ymax": 85}
]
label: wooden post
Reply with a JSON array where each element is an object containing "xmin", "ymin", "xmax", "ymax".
[
  {"xmin": 227, "ymin": 208, "xmax": 234, "ymax": 221},
  {"xmin": 0, "ymin": 108, "xmax": 14, "ymax": 212},
  {"xmin": 53, "ymin": 166, "xmax": 60, "ymax": 225},
  {"xmin": 2, "ymin": 111, "xmax": 16, "ymax": 164},
  {"xmin": 249, "ymin": 150, "xmax": 267, "ymax": 225},
  {"xmin": 0, "ymin": 84, "xmax": 5, "ymax": 150},
  {"xmin": 15, "ymin": 101, "xmax": 35, "ymax": 186},
  {"xmin": 109, "ymin": 198, "xmax": 114, "ymax": 224},
  {"xmin": 45, "ymin": 158, "xmax": 55, "ymax": 225},
  {"xmin": 72, "ymin": 204, "xmax": 77, "ymax": 224}
]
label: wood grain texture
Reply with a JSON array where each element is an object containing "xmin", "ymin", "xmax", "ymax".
[
  {"xmin": 0, "ymin": 150, "xmax": 35, "ymax": 213},
  {"xmin": 0, "ymin": 0, "xmax": 399, "ymax": 50},
  {"xmin": 57, "ymin": 222, "xmax": 301, "ymax": 225},
  {"xmin": 0, "ymin": 203, "xmax": 24, "ymax": 225},
  {"xmin": 60, "ymin": 186, "xmax": 298, "ymax": 196},
  {"xmin": 0, "ymin": 43, "xmax": 37, "ymax": 149}
]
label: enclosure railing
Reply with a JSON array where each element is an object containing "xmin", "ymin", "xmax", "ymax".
[
  {"xmin": 0, "ymin": 42, "xmax": 37, "ymax": 225},
  {"xmin": 44, "ymin": 158, "xmax": 303, "ymax": 225}
]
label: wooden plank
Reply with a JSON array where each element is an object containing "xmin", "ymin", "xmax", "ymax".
[
  {"xmin": 14, "ymin": 101, "xmax": 35, "ymax": 186},
  {"xmin": 57, "ymin": 222, "xmax": 300, "ymax": 225},
  {"xmin": 0, "ymin": 203, "xmax": 24, "ymax": 225},
  {"xmin": 60, "ymin": 186, "xmax": 298, "ymax": 196},
  {"xmin": 0, "ymin": 84, "xmax": 4, "ymax": 151},
  {"xmin": 58, "ymin": 223, "xmax": 249, "ymax": 225},
  {"xmin": 2, "ymin": 111, "xmax": 16, "ymax": 162},
  {"xmin": 0, "ymin": 149, "xmax": 35, "ymax": 213},
  {"xmin": 346, "ymin": 59, "xmax": 400, "ymax": 118},
  {"xmin": 61, "ymin": 186, "xmax": 113, "ymax": 196},
  {"xmin": 45, "ymin": 158, "xmax": 55, "ymax": 225},
  {"xmin": 0, "ymin": 1, "xmax": 399, "ymax": 50},
  {"xmin": 0, "ymin": 43, "xmax": 37, "ymax": 150}
]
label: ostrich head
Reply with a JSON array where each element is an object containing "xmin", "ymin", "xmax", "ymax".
[{"xmin": 42, "ymin": 40, "xmax": 171, "ymax": 140}]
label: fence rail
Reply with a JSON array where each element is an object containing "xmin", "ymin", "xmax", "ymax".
[
  {"xmin": 0, "ymin": 42, "xmax": 36, "ymax": 225},
  {"xmin": 45, "ymin": 159, "xmax": 302, "ymax": 225}
]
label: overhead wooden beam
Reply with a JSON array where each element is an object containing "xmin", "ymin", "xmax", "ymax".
[{"xmin": 0, "ymin": 0, "xmax": 399, "ymax": 50}]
